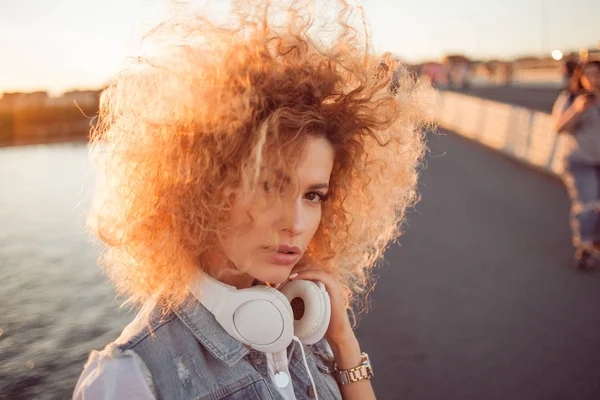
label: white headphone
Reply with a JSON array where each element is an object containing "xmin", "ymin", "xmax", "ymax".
[{"xmin": 191, "ymin": 273, "xmax": 331, "ymax": 353}]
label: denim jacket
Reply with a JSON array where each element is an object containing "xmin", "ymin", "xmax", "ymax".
[{"xmin": 77, "ymin": 295, "xmax": 343, "ymax": 400}]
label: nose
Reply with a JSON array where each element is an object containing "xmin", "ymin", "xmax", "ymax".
[{"xmin": 281, "ymin": 199, "xmax": 306, "ymax": 236}]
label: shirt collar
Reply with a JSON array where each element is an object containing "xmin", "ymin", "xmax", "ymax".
[{"xmin": 172, "ymin": 292, "xmax": 249, "ymax": 367}]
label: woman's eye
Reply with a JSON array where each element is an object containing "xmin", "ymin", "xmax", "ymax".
[{"xmin": 305, "ymin": 191, "xmax": 328, "ymax": 203}]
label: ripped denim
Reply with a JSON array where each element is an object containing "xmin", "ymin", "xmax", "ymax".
[{"xmin": 562, "ymin": 159, "xmax": 600, "ymax": 252}]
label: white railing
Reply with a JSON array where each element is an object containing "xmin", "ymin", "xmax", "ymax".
[{"xmin": 434, "ymin": 91, "xmax": 567, "ymax": 177}]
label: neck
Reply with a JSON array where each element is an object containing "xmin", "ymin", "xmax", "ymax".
[{"xmin": 215, "ymin": 270, "xmax": 256, "ymax": 289}]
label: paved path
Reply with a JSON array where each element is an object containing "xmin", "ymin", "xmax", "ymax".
[{"xmin": 356, "ymin": 131, "xmax": 600, "ymax": 399}]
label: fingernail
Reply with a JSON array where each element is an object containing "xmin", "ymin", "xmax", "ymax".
[{"xmin": 289, "ymin": 273, "xmax": 298, "ymax": 279}]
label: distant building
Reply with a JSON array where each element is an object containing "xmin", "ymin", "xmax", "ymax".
[
  {"xmin": 580, "ymin": 48, "xmax": 600, "ymax": 62},
  {"xmin": 0, "ymin": 89, "xmax": 101, "ymax": 146},
  {"xmin": 46, "ymin": 90, "xmax": 100, "ymax": 108},
  {"xmin": 0, "ymin": 90, "xmax": 100, "ymax": 110},
  {"xmin": 442, "ymin": 54, "xmax": 472, "ymax": 88},
  {"xmin": 0, "ymin": 91, "xmax": 48, "ymax": 110}
]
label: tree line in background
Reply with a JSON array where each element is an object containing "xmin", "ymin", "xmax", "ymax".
[{"xmin": 0, "ymin": 91, "xmax": 100, "ymax": 147}]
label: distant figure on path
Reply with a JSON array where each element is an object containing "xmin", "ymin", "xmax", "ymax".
[{"xmin": 553, "ymin": 61, "xmax": 600, "ymax": 268}]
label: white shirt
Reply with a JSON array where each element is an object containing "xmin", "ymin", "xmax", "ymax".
[
  {"xmin": 266, "ymin": 349, "xmax": 297, "ymax": 400},
  {"xmin": 73, "ymin": 352, "xmax": 155, "ymax": 399},
  {"xmin": 553, "ymin": 91, "xmax": 600, "ymax": 164}
]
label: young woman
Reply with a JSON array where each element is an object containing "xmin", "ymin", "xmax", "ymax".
[
  {"xmin": 553, "ymin": 61, "xmax": 600, "ymax": 268},
  {"xmin": 73, "ymin": 1, "xmax": 427, "ymax": 398}
]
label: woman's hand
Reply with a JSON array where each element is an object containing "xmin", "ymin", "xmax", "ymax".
[
  {"xmin": 285, "ymin": 265, "xmax": 361, "ymax": 367},
  {"xmin": 573, "ymin": 94, "xmax": 596, "ymax": 113},
  {"xmin": 284, "ymin": 265, "xmax": 378, "ymax": 400}
]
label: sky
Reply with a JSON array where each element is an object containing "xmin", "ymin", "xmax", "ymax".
[{"xmin": 0, "ymin": 0, "xmax": 598, "ymax": 95}]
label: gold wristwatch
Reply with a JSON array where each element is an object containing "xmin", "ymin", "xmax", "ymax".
[{"xmin": 334, "ymin": 352, "xmax": 374, "ymax": 385}]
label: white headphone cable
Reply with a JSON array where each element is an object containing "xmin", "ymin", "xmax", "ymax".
[
  {"xmin": 292, "ymin": 336, "xmax": 318, "ymax": 400},
  {"xmin": 287, "ymin": 339, "xmax": 296, "ymax": 364}
]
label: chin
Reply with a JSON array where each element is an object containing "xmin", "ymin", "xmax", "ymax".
[{"xmin": 250, "ymin": 262, "xmax": 295, "ymax": 285}]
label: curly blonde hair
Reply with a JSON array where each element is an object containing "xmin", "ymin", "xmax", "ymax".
[{"xmin": 89, "ymin": 0, "xmax": 430, "ymax": 312}]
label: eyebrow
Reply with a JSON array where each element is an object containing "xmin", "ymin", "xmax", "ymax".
[
  {"xmin": 262, "ymin": 167, "xmax": 329, "ymax": 191},
  {"xmin": 307, "ymin": 183, "xmax": 329, "ymax": 190}
]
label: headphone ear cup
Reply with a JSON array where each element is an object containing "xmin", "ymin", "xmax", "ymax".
[
  {"xmin": 231, "ymin": 285, "xmax": 295, "ymax": 353},
  {"xmin": 280, "ymin": 280, "xmax": 331, "ymax": 345},
  {"xmin": 257, "ymin": 285, "xmax": 294, "ymax": 320}
]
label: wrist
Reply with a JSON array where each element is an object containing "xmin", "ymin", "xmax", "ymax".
[{"xmin": 329, "ymin": 335, "xmax": 362, "ymax": 370}]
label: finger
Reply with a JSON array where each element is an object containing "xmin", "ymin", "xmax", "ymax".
[
  {"xmin": 275, "ymin": 267, "xmax": 322, "ymax": 289},
  {"xmin": 289, "ymin": 268, "xmax": 328, "ymax": 281},
  {"xmin": 289, "ymin": 269, "xmax": 338, "ymax": 294},
  {"xmin": 291, "ymin": 263, "xmax": 319, "ymax": 274},
  {"xmin": 274, "ymin": 276, "xmax": 294, "ymax": 289}
]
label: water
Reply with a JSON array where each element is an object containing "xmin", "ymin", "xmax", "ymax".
[{"xmin": 0, "ymin": 143, "xmax": 133, "ymax": 399}]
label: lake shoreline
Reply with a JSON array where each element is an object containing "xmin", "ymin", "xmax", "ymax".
[{"xmin": 0, "ymin": 136, "xmax": 88, "ymax": 149}]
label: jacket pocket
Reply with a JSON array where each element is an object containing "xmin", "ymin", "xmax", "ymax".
[
  {"xmin": 312, "ymin": 351, "xmax": 334, "ymax": 374},
  {"xmin": 309, "ymin": 347, "xmax": 342, "ymax": 399}
]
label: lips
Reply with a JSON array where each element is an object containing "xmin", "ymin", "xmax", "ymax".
[
  {"xmin": 269, "ymin": 244, "xmax": 301, "ymax": 265},
  {"xmin": 276, "ymin": 244, "xmax": 301, "ymax": 255}
]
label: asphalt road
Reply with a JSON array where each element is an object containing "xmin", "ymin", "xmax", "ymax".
[{"xmin": 355, "ymin": 131, "xmax": 600, "ymax": 400}]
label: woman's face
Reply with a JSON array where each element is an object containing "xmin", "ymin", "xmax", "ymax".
[
  {"xmin": 582, "ymin": 64, "xmax": 600, "ymax": 92},
  {"xmin": 216, "ymin": 136, "xmax": 334, "ymax": 287}
]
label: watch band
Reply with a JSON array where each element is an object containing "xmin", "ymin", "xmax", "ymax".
[{"xmin": 334, "ymin": 352, "xmax": 373, "ymax": 385}]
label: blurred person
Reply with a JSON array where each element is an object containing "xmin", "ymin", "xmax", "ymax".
[
  {"xmin": 553, "ymin": 61, "xmax": 600, "ymax": 268},
  {"xmin": 72, "ymin": 1, "xmax": 428, "ymax": 399},
  {"xmin": 442, "ymin": 55, "xmax": 470, "ymax": 89},
  {"xmin": 501, "ymin": 62, "xmax": 514, "ymax": 87},
  {"xmin": 459, "ymin": 62, "xmax": 471, "ymax": 89},
  {"xmin": 562, "ymin": 59, "xmax": 581, "ymax": 87},
  {"xmin": 563, "ymin": 63, "xmax": 584, "ymax": 99},
  {"xmin": 484, "ymin": 61, "xmax": 498, "ymax": 86}
]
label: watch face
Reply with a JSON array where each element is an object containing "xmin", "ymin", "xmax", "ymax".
[{"xmin": 364, "ymin": 353, "xmax": 374, "ymax": 377}]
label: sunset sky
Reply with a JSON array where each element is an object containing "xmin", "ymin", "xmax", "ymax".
[{"xmin": 1, "ymin": 0, "xmax": 598, "ymax": 95}]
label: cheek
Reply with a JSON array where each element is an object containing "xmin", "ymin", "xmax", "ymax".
[
  {"xmin": 227, "ymin": 207, "xmax": 277, "ymax": 245},
  {"xmin": 222, "ymin": 209, "xmax": 255, "ymax": 255},
  {"xmin": 307, "ymin": 206, "xmax": 323, "ymax": 235},
  {"xmin": 221, "ymin": 227, "xmax": 259, "ymax": 267}
]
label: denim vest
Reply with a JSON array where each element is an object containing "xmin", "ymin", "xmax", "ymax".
[{"xmin": 105, "ymin": 295, "xmax": 343, "ymax": 399}]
